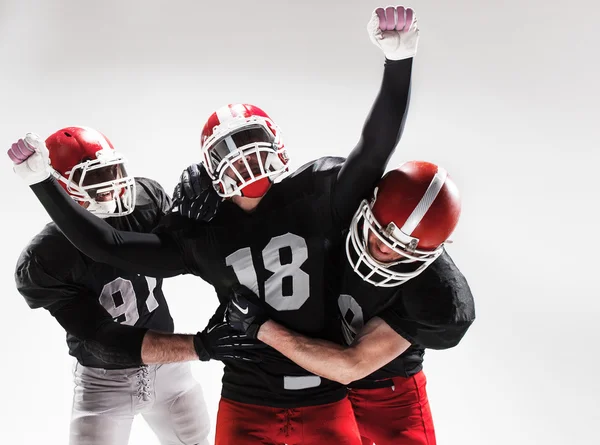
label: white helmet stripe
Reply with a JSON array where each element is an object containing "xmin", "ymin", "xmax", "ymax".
[
  {"xmin": 400, "ymin": 167, "xmax": 447, "ymax": 235},
  {"xmin": 215, "ymin": 106, "xmax": 233, "ymax": 124}
]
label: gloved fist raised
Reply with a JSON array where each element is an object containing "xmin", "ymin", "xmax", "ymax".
[
  {"xmin": 8, "ymin": 133, "xmax": 51, "ymax": 186},
  {"xmin": 367, "ymin": 5, "xmax": 419, "ymax": 60}
]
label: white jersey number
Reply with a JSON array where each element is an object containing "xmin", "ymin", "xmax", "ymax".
[
  {"xmin": 338, "ymin": 293, "xmax": 365, "ymax": 345},
  {"xmin": 226, "ymin": 233, "xmax": 310, "ymax": 311},
  {"xmin": 99, "ymin": 277, "xmax": 159, "ymax": 326}
]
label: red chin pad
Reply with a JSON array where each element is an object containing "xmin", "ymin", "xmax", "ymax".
[{"xmin": 241, "ymin": 177, "xmax": 271, "ymax": 198}]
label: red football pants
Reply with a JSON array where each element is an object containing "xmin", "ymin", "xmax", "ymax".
[
  {"xmin": 347, "ymin": 371, "xmax": 436, "ymax": 445},
  {"xmin": 215, "ymin": 396, "xmax": 362, "ymax": 445}
]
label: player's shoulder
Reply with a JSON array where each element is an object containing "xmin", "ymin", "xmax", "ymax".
[
  {"xmin": 398, "ymin": 249, "xmax": 474, "ymax": 322},
  {"xmin": 286, "ymin": 156, "xmax": 346, "ymax": 181},
  {"xmin": 19, "ymin": 223, "xmax": 76, "ymax": 260},
  {"xmin": 134, "ymin": 177, "xmax": 166, "ymax": 194},
  {"xmin": 276, "ymin": 156, "xmax": 346, "ymax": 196},
  {"xmin": 422, "ymin": 250, "xmax": 471, "ymax": 294},
  {"xmin": 16, "ymin": 223, "xmax": 82, "ymax": 280},
  {"xmin": 133, "ymin": 177, "xmax": 169, "ymax": 208},
  {"xmin": 113, "ymin": 177, "xmax": 172, "ymax": 232},
  {"xmin": 15, "ymin": 224, "xmax": 88, "ymax": 309}
]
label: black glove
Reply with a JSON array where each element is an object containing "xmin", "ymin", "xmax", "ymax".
[
  {"xmin": 171, "ymin": 163, "xmax": 221, "ymax": 222},
  {"xmin": 193, "ymin": 303, "xmax": 265, "ymax": 362},
  {"xmin": 227, "ymin": 285, "xmax": 269, "ymax": 339}
]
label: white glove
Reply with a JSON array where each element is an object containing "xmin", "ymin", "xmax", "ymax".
[
  {"xmin": 8, "ymin": 133, "xmax": 51, "ymax": 186},
  {"xmin": 367, "ymin": 5, "xmax": 419, "ymax": 60}
]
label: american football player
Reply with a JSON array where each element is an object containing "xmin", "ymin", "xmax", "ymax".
[
  {"xmin": 11, "ymin": 126, "xmax": 256, "ymax": 445},
  {"xmin": 225, "ymin": 161, "xmax": 476, "ymax": 445},
  {"xmin": 8, "ymin": 6, "xmax": 419, "ymax": 444}
]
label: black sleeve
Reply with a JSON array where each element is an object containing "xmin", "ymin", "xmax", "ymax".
[
  {"xmin": 29, "ymin": 177, "xmax": 186, "ymax": 278},
  {"xmin": 378, "ymin": 251, "xmax": 476, "ymax": 350},
  {"xmin": 54, "ymin": 297, "xmax": 148, "ymax": 366},
  {"xmin": 15, "ymin": 252, "xmax": 147, "ymax": 366},
  {"xmin": 332, "ymin": 58, "xmax": 413, "ymax": 223}
]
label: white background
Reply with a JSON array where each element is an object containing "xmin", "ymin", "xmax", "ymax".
[{"xmin": 0, "ymin": 0, "xmax": 598, "ymax": 444}]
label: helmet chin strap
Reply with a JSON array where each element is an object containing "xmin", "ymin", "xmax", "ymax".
[{"xmin": 86, "ymin": 199, "xmax": 117, "ymax": 218}]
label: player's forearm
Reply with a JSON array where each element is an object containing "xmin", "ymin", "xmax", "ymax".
[
  {"xmin": 141, "ymin": 331, "xmax": 199, "ymax": 364},
  {"xmin": 257, "ymin": 320, "xmax": 362, "ymax": 385},
  {"xmin": 52, "ymin": 299, "xmax": 149, "ymax": 368},
  {"xmin": 29, "ymin": 177, "xmax": 184, "ymax": 277},
  {"xmin": 359, "ymin": 58, "xmax": 413, "ymax": 162},
  {"xmin": 30, "ymin": 177, "xmax": 125, "ymax": 262},
  {"xmin": 334, "ymin": 58, "xmax": 413, "ymax": 221}
]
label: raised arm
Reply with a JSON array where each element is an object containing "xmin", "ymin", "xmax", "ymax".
[
  {"xmin": 32, "ymin": 177, "xmax": 184, "ymax": 277},
  {"xmin": 332, "ymin": 6, "xmax": 418, "ymax": 223},
  {"xmin": 8, "ymin": 134, "xmax": 185, "ymax": 278}
]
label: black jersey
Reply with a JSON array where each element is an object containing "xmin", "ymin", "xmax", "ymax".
[
  {"xmin": 28, "ymin": 58, "xmax": 414, "ymax": 406},
  {"xmin": 15, "ymin": 178, "xmax": 174, "ymax": 369},
  {"xmin": 336, "ymin": 250, "xmax": 476, "ymax": 387},
  {"xmin": 154, "ymin": 157, "xmax": 354, "ymax": 406}
]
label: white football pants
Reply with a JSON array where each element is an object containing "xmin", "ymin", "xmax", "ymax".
[{"xmin": 70, "ymin": 362, "xmax": 210, "ymax": 445}]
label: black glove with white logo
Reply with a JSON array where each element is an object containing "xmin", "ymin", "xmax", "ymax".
[
  {"xmin": 226, "ymin": 285, "xmax": 269, "ymax": 339},
  {"xmin": 171, "ymin": 163, "xmax": 221, "ymax": 222},
  {"xmin": 193, "ymin": 303, "xmax": 265, "ymax": 362}
]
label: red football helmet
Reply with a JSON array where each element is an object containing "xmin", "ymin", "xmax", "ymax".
[
  {"xmin": 46, "ymin": 126, "xmax": 136, "ymax": 217},
  {"xmin": 346, "ymin": 161, "xmax": 461, "ymax": 287},
  {"xmin": 200, "ymin": 103, "xmax": 289, "ymax": 198}
]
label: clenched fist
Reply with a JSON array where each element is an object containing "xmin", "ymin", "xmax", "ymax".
[
  {"xmin": 8, "ymin": 133, "xmax": 51, "ymax": 186},
  {"xmin": 367, "ymin": 5, "xmax": 419, "ymax": 60}
]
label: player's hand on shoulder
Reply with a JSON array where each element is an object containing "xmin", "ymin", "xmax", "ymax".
[
  {"xmin": 226, "ymin": 285, "xmax": 269, "ymax": 339},
  {"xmin": 171, "ymin": 162, "xmax": 221, "ymax": 222},
  {"xmin": 7, "ymin": 133, "xmax": 51, "ymax": 185},
  {"xmin": 194, "ymin": 302, "xmax": 266, "ymax": 363},
  {"xmin": 367, "ymin": 5, "xmax": 419, "ymax": 60}
]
